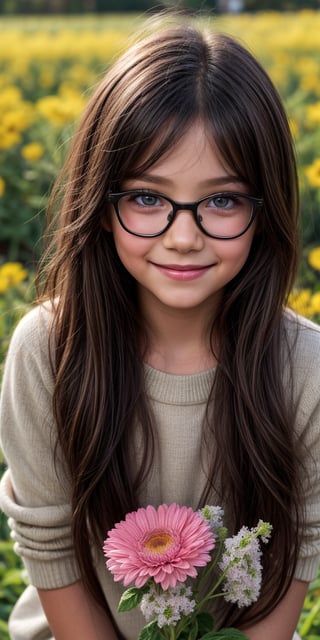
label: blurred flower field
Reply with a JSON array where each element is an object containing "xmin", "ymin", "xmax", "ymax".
[{"xmin": 0, "ymin": 10, "xmax": 320, "ymax": 639}]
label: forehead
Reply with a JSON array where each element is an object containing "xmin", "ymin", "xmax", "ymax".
[
  {"xmin": 130, "ymin": 121, "xmax": 233, "ymax": 179},
  {"xmin": 123, "ymin": 124, "xmax": 248, "ymax": 199}
]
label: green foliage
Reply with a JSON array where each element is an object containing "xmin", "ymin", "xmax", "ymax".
[
  {"xmin": 0, "ymin": 124, "xmax": 71, "ymax": 264},
  {"xmin": 298, "ymin": 579, "xmax": 320, "ymax": 638},
  {"xmin": 244, "ymin": 0, "xmax": 319, "ymax": 9},
  {"xmin": 200, "ymin": 632, "xmax": 248, "ymax": 639},
  {"xmin": 118, "ymin": 585, "xmax": 149, "ymax": 612},
  {"xmin": 0, "ymin": 512, "xmax": 29, "ymax": 639},
  {"xmin": 0, "ymin": 266, "xmax": 33, "ymax": 634},
  {"xmin": 0, "ymin": 267, "xmax": 35, "ymax": 378},
  {"xmin": 0, "ymin": 0, "xmax": 319, "ymax": 14},
  {"xmin": 138, "ymin": 620, "xmax": 164, "ymax": 640}
]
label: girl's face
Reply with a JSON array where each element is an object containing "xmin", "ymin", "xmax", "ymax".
[{"xmin": 106, "ymin": 122, "xmax": 257, "ymax": 322}]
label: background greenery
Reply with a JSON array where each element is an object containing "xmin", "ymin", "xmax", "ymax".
[
  {"xmin": 0, "ymin": 0, "xmax": 320, "ymax": 15},
  {"xmin": 0, "ymin": 10, "xmax": 320, "ymax": 640}
]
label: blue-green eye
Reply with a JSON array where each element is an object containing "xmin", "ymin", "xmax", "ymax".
[
  {"xmin": 134, "ymin": 193, "xmax": 162, "ymax": 207},
  {"xmin": 209, "ymin": 195, "xmax": 234, "ymax": 209}
]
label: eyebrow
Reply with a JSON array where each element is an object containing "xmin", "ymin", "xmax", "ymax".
[{"xmin": 128, "ymin": 173, "xmax": 247, "ymax": 189}]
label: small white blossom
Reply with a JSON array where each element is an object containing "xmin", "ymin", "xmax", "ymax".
[
  {"xmin": 219, "ymin": 522, "xmax": 272, "ymax": 608},
  {"xmin": 199, "ymin": 505, "xmax": 224, "ymax": 535},
  {"xmin": 140, "ymin": 583, "xmax": 196, "ymax": 627},
  {"xmin": 256, "ymin": 519, "xmax": 273, "ymax": 544}
]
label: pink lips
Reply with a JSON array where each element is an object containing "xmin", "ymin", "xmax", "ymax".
[{"xmin": 152, "ymin": 263, "xmax": 212, "ymax": 281}]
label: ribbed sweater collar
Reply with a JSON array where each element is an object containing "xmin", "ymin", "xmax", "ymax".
[{"xmin": 144, "ymin": 363, "xmax": 215, "ymax": 405}]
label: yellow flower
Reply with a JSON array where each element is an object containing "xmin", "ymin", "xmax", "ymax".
[
  {"xmin": 311, "ymin": 292, "xmax": 320, "ymax": 314},
  {"xmin": 0, "ymin": 126, "xmax": 21, "ymax": 150},
  {"xmin": 0, "ymin": 176, "xmax": 5, "ymax": 197},
  {"xmin": 0, "ymin": 262, "xmax": 28, "ymax": 294},
  {"xmin": 306, "ymin": 102, "xmax": 320, "ymax": 127},
  {"xmin": 308, "ymin": 247, "xmax": 320, "ymax": 271},
  {"xmin": 0, "ymin": 86, "xmax": 22, "ymax": 112},
  {"xmin": 288, "ymin": 118, "xmax": 298, "ymax": 138},
  {"xmin": 36, "ymin": 92, "xmax": 85, "ymax": 127},
  {"xmin": 296, "ymin": 57, "xmax": 320, "ymax": 95},
  {"xmin": 288, "ymin": 289, "xmax": 313, "ymax": 317},
  {"xmin": 301, "ymin": 74, "xmax": 320, "ymax": 95},
  {"xmin": 21, "ymin": 142, "xmax": 45, "ymax": 162},
  {"xmin": 2, "ymin": 105, "xmax": 34, "ymax": 132},
  {"xmin": 39, "ymin": 67, "xmax": 56, "ymax": 89},
  {"xmin": 305, "ymin": 159, "xmax": 320, "ymax": 188}
]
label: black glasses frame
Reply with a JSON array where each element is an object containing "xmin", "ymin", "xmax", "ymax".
[{"xmin": 107, "ymin": 190, "xmax": 264, "ymax": 239}]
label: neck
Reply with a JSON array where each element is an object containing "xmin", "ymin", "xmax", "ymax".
[{"xmin": 140, "ymin": 299, "xmax": 218, "ymax": 375}]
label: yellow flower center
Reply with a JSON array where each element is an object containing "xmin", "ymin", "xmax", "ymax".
[{"xmin": 144, "ymin": 531, "xmax": 174, "ymax": 554}]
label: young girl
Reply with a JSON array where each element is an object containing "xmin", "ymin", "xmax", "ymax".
[{"xmin": 0, "ymin": 17, "xmax": 319, "ymax": 640}]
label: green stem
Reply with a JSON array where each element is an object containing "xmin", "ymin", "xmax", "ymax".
[
  {"xmin": 193, "ymin": 537, "xmax": 225, "ymax": 599},
  {"xmin": 169, "ymin": 626, "xmax": 176, "ymax": 640},
  {"xmin": 299, "ymin": 598, "xmax": 320, "ymax": 637}
]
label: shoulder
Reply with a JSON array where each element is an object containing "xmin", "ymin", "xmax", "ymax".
[
  {"xmin": 283, "ymin": 309, "xmax": 320, "ymax": 370},
  {"xmin": 283, "ymin": 310, "xmax": 320, "ymax": 427},
  {"xmin": 3, "ymin": 303, "xmax": 54, "ymax": 392},
  {"xmin": 6, "ymin": 302, "xmax": 53, "ymax": 355}
]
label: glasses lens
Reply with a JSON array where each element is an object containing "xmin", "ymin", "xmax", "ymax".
[
  {"xmin": 198, "ymin": 194, "xmax": 254, "ymax": 238},
  {"xmin": 117, "ymin": 192, "xmax": 172, "ymax": 235}
]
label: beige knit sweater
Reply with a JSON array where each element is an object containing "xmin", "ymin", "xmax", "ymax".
[{"xmin": 0, "ymin": 305, "xmax": 320, "ymax": 640}]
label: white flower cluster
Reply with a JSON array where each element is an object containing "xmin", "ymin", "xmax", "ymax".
[
  {"xmin": 140, "ymin": 583, "xmax": 196, "ymax": 628},
  {"xmin": 199, "ymin": 505, "xmax": 224, "ymax": 535},
  {"xmin": 219, "ymin": 521, "xmax": 272, "ymax": 608}
]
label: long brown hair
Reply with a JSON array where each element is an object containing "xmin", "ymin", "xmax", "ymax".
[{"xmin": 38, "ymin": 20, "xmax": 302, "ymax": 630}]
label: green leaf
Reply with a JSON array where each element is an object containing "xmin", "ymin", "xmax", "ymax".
[
  {"xmin": 0, "ymin": 618, "xmax": 9, "ymax": 640},
  {"xmin": 298, "ymin": 597, "xmax": 320, "ymax": 636},
  {"xmin": 186, "ymin": 619, "xmax": 198, "ymax": 640},
  {"xmin": 196, "ymin": 612, "xmax": 214, "ymax": 635},
  {"xmin": 0, "ymin": 568, "xmax": 28, "ymax": 588},
  {"xmin": 201, "ymin": 629, "xmax": 249, "ymax": 639},
  {"xmin": 138, "ymin": 620, "xmax": 163, "ymax": 640},
  {"xmin": 118, "ymin": 586, "xmax": 147, "ymax": 612}
]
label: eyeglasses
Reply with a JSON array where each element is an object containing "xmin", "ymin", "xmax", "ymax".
[{"xmin": 107, "ymin": 190, "xmax": 263, "ymax": 239}]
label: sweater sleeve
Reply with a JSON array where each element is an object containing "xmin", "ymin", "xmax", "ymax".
[
  {"xmin": 295, "ymin": 396, "xmax": 320, "ymax": 583},
  {"xmin": 287, "ymin": 315, "xmax": 320, "ymax": 583},
  {"xmin": 0, "ymin": 305, "xmax": 81, "ymax": 589}
]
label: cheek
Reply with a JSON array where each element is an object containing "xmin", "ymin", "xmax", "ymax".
[
  {"xmin": 215, "ymin": 233, "xmax": 254, "ymax": 269},
  {"xmin": 114, "ymin": 236, "xmax": 139, "ymax": 265},
  {"xmin": 111, "ymin": 224, "xmax": 153, "ymax": 269}
]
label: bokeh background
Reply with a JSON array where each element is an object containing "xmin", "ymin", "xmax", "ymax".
[{"xmin": 0, "ymin": 2, "xmax": 320, "ymax": 638}]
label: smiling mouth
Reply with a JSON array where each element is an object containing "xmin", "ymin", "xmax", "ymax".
[{"xmin": 151, "ymin": 262, "xmax": 213, "ymax": 281}]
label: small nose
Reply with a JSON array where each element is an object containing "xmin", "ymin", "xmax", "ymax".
[{"xmin": 162, "ymin": 208, "xmax": 204, "ymax": 252}]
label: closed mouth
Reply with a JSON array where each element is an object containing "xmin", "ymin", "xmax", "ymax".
[
  {"xmin": 151, "ymin": 262, "xmax": 214, "ymax": 280},
  {"xmin": 152, "ymin": 263, "xmax": 212, "ymax": 270}
]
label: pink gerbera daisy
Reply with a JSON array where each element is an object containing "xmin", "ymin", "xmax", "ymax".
[{"xmin": 103, "ymin": 503, "xmax": 215, "ymax": 590}]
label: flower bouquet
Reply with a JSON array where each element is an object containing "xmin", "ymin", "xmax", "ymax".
[{"xmin": 103, "ymin": 503, "xmax": 272, "ymax": 640}]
